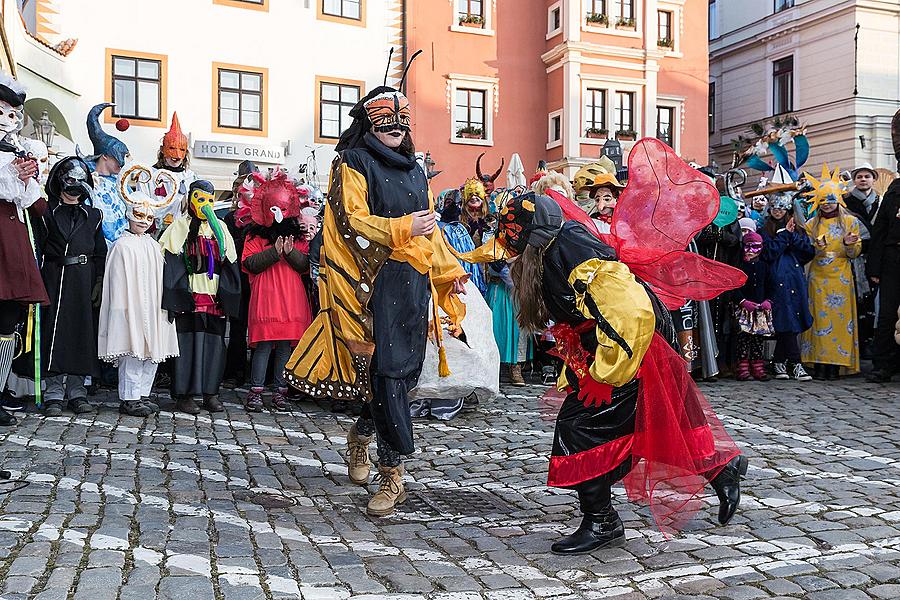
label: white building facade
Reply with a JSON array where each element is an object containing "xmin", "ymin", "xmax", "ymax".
[
  {"xmin": 709, "ymin": 0, "xmax": 900, "ymax": 173},
  {"xmin": 8, "ymin": 0, "xmax": 404, "ymax": 190}
]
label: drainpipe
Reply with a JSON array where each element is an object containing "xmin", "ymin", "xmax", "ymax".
[{"xmin": 401, "ymin": 0, "xmax": 408, "ymax": 93}]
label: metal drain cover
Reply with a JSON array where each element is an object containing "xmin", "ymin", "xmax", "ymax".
[
  {"xmin": 398, "ymin": 489, "xmax": 511, "ymax": 517},
  {"xmin": 236, "ymin": 491, "xmax": 296, "ymax": 509}
]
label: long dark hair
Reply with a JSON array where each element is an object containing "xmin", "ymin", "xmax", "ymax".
[{"xmin": 511, "ymin": 245, "xmax": 549, "ymax": 332}]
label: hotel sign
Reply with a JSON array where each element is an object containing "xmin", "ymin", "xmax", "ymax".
[{"xmin": 193, "ymin": 140, "xmax": 285, "ymax": 164}]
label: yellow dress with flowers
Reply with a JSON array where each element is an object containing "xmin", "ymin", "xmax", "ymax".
[{"xmin": 800, "ymin": 213, "xmax": 862, "ymax": 372}]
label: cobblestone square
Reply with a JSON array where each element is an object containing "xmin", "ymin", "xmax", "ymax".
[{"xmin": 0, "ymin": 378, "xmax": 898, "ymax": 599}]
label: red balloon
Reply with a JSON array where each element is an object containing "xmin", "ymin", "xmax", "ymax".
[{"xmin": 115, "ymin": 118, "xmax": 130, "ymax": 132}]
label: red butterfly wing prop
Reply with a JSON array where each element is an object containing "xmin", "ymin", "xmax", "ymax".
[{"xmin": 610, "ymin": 139, "xmax": 745, "ymax": 309}]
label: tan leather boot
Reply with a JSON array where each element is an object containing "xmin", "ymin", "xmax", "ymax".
[
  {"xmin": 345, "ymin": 424, "xmax": 373, "ymax": 485},
  {"xmin": 510, "ymin": 363, "xmax": 526, "ymax": 386},
  {"xmin": 366, "ymin": 465, "xmax": 407, "ymax": 516}
]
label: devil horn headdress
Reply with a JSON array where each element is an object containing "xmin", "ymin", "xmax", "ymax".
[{"xmin": 476, "ymin": 152, "xmax": 504, "ymax": 184}]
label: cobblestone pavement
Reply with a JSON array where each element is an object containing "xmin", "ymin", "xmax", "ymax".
[{"xmin": 0, "ymin": 376, "xmax": 899, "ymax": 600}]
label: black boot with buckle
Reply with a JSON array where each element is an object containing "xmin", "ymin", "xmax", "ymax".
[{"xmin": 551, "ymin": 476, "xmax": 625, "ymax": 555}]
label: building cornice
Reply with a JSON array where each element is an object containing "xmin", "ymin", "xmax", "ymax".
[
  {"xmin": 541, "ymin": 41, "xmax": 648, "ymax": 67},
  {"xmin": 710, "ymin": 0, "xmax": 855, "ymax": 60}
]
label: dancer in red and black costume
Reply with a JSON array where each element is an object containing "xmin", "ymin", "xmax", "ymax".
[{"xmin": 454, "ymin": 139, "xmax": 749, "ymax": 554}]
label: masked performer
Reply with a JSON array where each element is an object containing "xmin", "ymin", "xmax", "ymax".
[
  {"xmin": 436, "ymin": 188, "xmax": 487, "ymax": 295},
  {"xmin": 160, "ymin": 180, "xmax": 240, "ymax": 415},
  {"xmin": 284, "ymin": 54, "xmax": 467, "ymax": 517},
  {"xmin": 453, "ymin": 139, "xmax": 747, "ymax": 554},
  {"xmin": 153, "ymin": 112, "xmax": 196, "ymax": 226},
  {"xmin": 236, "ymin": 169, "xmax": 313, "ymax": 412},
  {"xmin": 585, "ymin": 171, "xmax": 624, "ymax": 234},
  {"xmin": 98, "ymin": 189, "xmax": 179, "ymax": 416},
  {"xmin": 0, "ymin": 73, "xmax": 47, "ymax": 425},
  {"xmin": 85, "ymin": 103, "xmax": 130, "ymax": 246},
  {"xmin": 36, "ymin": 157, "xmax": 106, "ymax": 416}
]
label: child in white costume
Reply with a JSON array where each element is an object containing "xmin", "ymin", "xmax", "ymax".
[{"xmin": 97, "ymin": 193, "xmax": 179, "ymax": 416}]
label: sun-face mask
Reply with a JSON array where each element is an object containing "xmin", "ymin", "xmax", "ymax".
[{"xmin": 363, "ymin": 91, "xmax": 411, "ymax": 132}]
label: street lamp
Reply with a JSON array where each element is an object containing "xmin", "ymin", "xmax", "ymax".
[
  {"xmin": 424, "ymin": 151, "xmax": 442, "ymax": 179},
  {"xmin": 32, "ymin": 110, "xmax": 56, "ymax": 151},
  {"xmin": 602, "ymin": 139, "xmax": 623, "ymax": 171}
]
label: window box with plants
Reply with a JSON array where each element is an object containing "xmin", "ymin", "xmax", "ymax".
[
  {"xmin": 585, "ymin": 127, "xmax": 608, "ymax": 139},
  {"xmin": 459, "ymin": 14, "xmax": 484, "ymax": 28},
  {"xmin": 615, "ymin": 17, "xmax": 636, "ymax": 30},
  {"xmin": 658, "ymin": 38, "xmax": 673, "ymax": 48},
  {"xmin": 457, "ymin": 125, "xmax": 484, "ymax": 139},
  {"xmin": 615, "ymin": 129, "xmax": 637, "ymax": 141},
  {"xmin": 586, "ymin": 12, "xmax": 608, "ymax": 26}
]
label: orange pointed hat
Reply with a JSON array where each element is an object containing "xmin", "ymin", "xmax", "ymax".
[{"xmin": 162, "ymin": 112, "xmax": 188, "ymax": 162}]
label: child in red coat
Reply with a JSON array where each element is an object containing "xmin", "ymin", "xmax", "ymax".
[{"xmin": 237, "ymin": 170, "xmax": 313, "ymax": 411}]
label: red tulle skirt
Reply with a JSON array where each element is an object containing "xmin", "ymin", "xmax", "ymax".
[{"xmin": 547, "ymin": 333, "xmax": 740, "ymax": 534}]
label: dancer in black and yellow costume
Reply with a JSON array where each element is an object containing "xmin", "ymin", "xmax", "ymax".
[{"xmin": 285, "ymin": 53, "xmax": 467, "ymax": 516}]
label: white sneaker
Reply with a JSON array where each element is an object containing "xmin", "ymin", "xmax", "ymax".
[
  {"xmin": 773, "ymin": 362, "xmax": 789, "ymax": 380},
  {"xmin": 792, "ymin": 363, "xmax": 812, "ymax": 382}
]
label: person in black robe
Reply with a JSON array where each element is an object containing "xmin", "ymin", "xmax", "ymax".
[{"xmin": 35, "ymin": 157, "xmax": 105, "ymax": 416}]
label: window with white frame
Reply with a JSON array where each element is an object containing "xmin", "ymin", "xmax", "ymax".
[
  {"xmin": 658, "ymin": 10, "xmax": 673, "ymax": 47},
  {"xmin": 457, "ymin": 0, "xmax": 484, "ymax": 26},
  {"xmin": 548, "ymin": 4, "xmax": 562, "ymax": 35},
  {"xmin": 773, "ymin": 56, "xmax": 793, "ymax": 114},
  {"xmin": 454, "ymin": 88, "xmax": 486, "ymax": 139},
  {"xmin": 614, "ymin": 91, "xmax": 635, "ymax": 134},
  {"xmin": 611, "ymin": 0, "xmax": 634, "ymax": 25},
  {"xmin": 586, "ymin": 0, "xmax": 607, "ymax": 25},
  {"xmin": 656, "ymin": 106, "xmax": 675, "ymax": 147},
  {"xmin": 549, "ymin": 114, "xmax": 562, "ymax": 143},
  {"xmin": 774, "ymin": 0, "xmax": 793, "ymax": 12},
  {"xmin": 708, "ymin": 0, "xmax": 717, "ymax": 39},
  {"xmin": 584, "ymin": 88, "xmax": 607, "ymax": 134}
]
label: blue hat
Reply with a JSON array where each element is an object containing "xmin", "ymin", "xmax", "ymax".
[{"xmin": 86, "ymin": 103, "xmax": 129, "ymax": 167}]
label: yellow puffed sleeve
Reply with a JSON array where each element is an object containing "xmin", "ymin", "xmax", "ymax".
[
  {"xmin": 568, "ymin": 258, "xmax": 655, "ymax": 387},
  {"xmin": 341, "ymin": 163, "xmax": 413, "ymax": 249}
]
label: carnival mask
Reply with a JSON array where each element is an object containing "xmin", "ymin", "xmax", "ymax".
[
  {"xmin": 364, "ymin": 91, "xmax": 411, "ymax": 132},
  {"xmin": 593, "ymin": 188, "xmax": 618, "ymax": 216},
  {"xmin": 742, "ymin": 233, "xmax": 763, "ymax": 261},
  {"xmin": 188, "ymin": 180, "xmax": 227, "ymax": 259},
  {"xmin": 190, "ymin": 187, "xmax": 216, "ymax": 220},
  {"xmin": 61, "ymin": 162, "xmax": 90, "ymax": 198},
  {"xmin": 126, "ymin": 195, "xmax": 155, "ymax": 226},
  {"xmin": 162, "ymin": 112, "xmax": 188, "ymax": 163},
  {"xmin": 498, "ymin": 192, "xmax": 562, "ymax": 254},
  {"xmin": 0, "ymin": 99, "xmax": 24, "ymax": 135}
]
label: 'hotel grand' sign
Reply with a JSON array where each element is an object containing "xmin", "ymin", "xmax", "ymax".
[{"xmin": 193, "ymin": 140, "xmax": 285, "ymax": 164}]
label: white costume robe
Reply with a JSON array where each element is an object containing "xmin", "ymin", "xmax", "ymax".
[{"xmin": 98, "ymin": 231, "xmax": 179, "ymax": 399}]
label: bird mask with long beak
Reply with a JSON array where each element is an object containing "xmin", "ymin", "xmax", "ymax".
[{"xmin": 188, "ymin": 181, "xmax": 226, "ymax": 259}]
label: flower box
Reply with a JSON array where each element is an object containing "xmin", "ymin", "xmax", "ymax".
[
  {"xmin": 457, "ymin": 126, "xmax": 484, "ymax": 139},
  {"xmin": 586, "ymin": 13, "xmax": 608, "ymax": 26},
  {"xmin": 615, "ymin": 17, "xmax": 636, "ymax": 30},
  {"xmin": 459, "ymin": 15, "xmax": 484, "ymax": 27},
  {"xmin": 615, "ymin": 129, "xmax": 637, "ymax": 141},
  {"xmin": 658, "ymin": 38, "xmax": 674, "ymax": 48},
  {"xmin": 585, "ymin": 128, "xmax": 608, "ymax": 139}
]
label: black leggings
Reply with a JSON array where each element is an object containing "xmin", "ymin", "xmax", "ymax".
[
  {"xmin": 773, "ymin": 332, "xmax": 801, "ymax": 364},
  {"xmin": 0, "ymin": 301, "xmax": 25, "ymax": 334}
]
